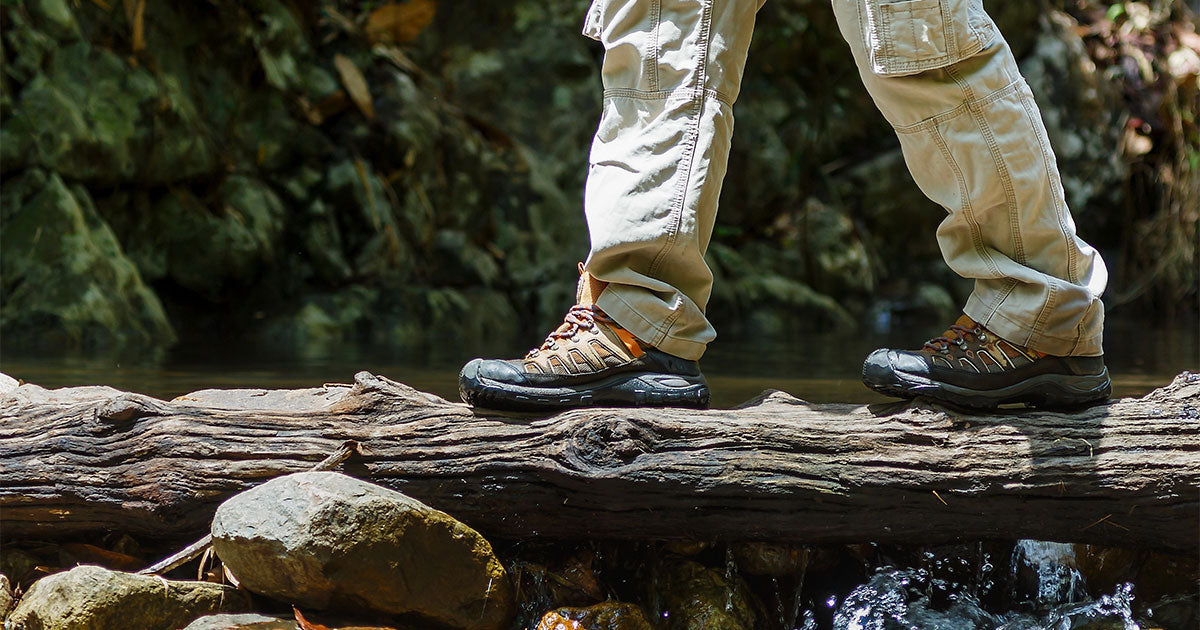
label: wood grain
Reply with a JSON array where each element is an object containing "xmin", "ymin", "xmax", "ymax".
[{"xmin": 1, "ymin": 371, "xmax": 1196, "ymax": 550}]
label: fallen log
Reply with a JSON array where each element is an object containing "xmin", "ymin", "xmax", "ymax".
[{"xmin": 1, "ymin": 371, "xmax": 1197, "ymax": 551}]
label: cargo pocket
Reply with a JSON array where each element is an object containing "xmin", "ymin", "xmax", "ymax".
[{"xmin": 865, "ymin": 0, "xmax": 995, "ymax": 76}]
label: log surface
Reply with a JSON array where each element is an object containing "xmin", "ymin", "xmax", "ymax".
[{"xmin": 1, "ymin": 371, "xmax": 1197, "ymax": 550}]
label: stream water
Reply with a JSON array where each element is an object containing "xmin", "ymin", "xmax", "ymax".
[{"xmin": 1, "ymin": 319, "xmax": 1195, "ymax": 407}]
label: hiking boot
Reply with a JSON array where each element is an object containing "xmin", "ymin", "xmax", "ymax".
[
  {"xmin": 862, "ymin": 314, "xmax": 1111, "ymax": 410},
  {"xmin": 459, "ymin": 270, "xmax": 709, "ymax": 411}
]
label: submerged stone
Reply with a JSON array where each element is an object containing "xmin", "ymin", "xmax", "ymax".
[
  {"xmin": 654, "ymin": 560, "xmax": 755, "ymax": 630},
  {"xmin": 542, "ymin": 603, "xmax": 654, "ymax": 630},
  {"xmin": 211, "ymin": 472, "xmax": 514, "ymax": 630}
]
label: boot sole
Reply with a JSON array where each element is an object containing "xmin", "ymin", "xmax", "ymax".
[
  {"xmin": 460, "ymin": 360, "xmax": 710, "ymax": 412},
  {"xmin": 863, "ymin": 365, "xmax": 1112, "ymax": 411}
]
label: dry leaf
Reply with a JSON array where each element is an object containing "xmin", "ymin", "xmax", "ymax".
[
  {"xmin": 59, "ymin": 543, "xmax": 144, "ymax": 572},
  {"xmin": 333, "ymin": 54, "xmax": 375, "ymax": 120},
  {"xmin": 122, "ymin": 0, "xmax": 146, "ymax": 52},
  {"xmin": 293, "ymin": 606, "xmax": 332, "ymax": 630},
  {"xmin": 365, "ymin": 0, "xmax": 436, "ymax": 45}
]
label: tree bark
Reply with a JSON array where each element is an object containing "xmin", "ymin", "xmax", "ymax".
[{"xmin": 1, "ymin": 371, "xmax": 1196, "ymax": 551}]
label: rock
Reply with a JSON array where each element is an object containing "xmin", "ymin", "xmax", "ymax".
[
  {"xmin": 1, "ymin": 573, "xmax": 14, "ymax": 621},
  {"xmin": 733, "ymin": 542, "xmax": 810, "ymax": 578},
  {"xmin": 542, "ymin": 603, "xmax": 654, "ymax": 630},
  {"xmin": 211, "ymin": 472, "xmax": 514, "ymax": 630},
  {"xmin": 0, "ymin": 170, "xmax": 176, "ymax": 352},
  {"xmin": 654, "ymin": 560, "xmax": 755, "ymax": 630},
  {"xmin": 5, "ymin": 565, "xmax": 251, "ymax": 630},
  {"xmin": 534, "ymin": 612, "xmax": 584, "ymax": 630},
  {"xmin": 182, "ymin": 614, "xmax": 298, "ymax": 630}
]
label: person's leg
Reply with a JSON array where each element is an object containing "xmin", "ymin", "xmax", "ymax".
[
  {"xmin": 459, "ymin": 0, "xmax": 763, "ymax": 410},
  {"xmin": 584, "ymin": 0, "xmax": 765, "ymax": 361},
  {"xmin": 829, "ymin": 0, "xmax": 1110, "ymax": 407}
]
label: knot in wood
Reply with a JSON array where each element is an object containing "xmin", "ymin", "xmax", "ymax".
[
  {"xmin": 566, "ymin": 415, "xmax": 658, "ymax": 470},
  {"xmin": 96, "ymin": 394, "xmax": 162, "ymax": 422}
]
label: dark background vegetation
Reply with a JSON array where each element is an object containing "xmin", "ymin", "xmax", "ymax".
[{"xmin": 1, "ymin": 0, "xmax": 1197, "ymax": 360}]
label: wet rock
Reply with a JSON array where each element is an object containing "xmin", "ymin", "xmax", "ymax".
[
  {"xmin": 0, "ymin": 548, "xmax": 37, "ymax": 586},
  {"xmin": 654, "ymin": 560, "xmax": 755, "ymax": 630},
  {"xmin": 541, "ymin": 603, "xmax": 653, "ymax": 630},
  {"xmin": 733, "ymin": 542, "xmax": 810, "ymax": 578},
  {"xmin": 6, "ymin": 565, "xmax": 251, "ymax": 630},
  {"xmin": 0, "ymin": 170, "xmax": 176, "ymax": 352},
  {"xmin": 1073, "ymin": 544, "xmax": 1140, "ymax": 598},
  {"xmin": 534, "ymin": 611, "xmax": 584, "ymax": 630},
  {"xmin": 1134, "ymin": 552, "xmax": 1199, "ymax": 602},
  {"xmin": 1144, "ymin": 594, "xmax": 1198, "ymax": 630},
  {"xmin": 211, "ymin": 472, "xmax": 513, "ymax": 630},
  {"xmin": 182, "ymin": 614, "xmax": 298, "ymax": 630},
  {"xmin": 663, "ymin": 540, "xmax": 711, "ymax": 557}
]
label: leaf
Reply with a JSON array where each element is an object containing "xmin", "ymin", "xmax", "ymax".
[
  {"xmin": 122, "ymin": 0, "xmax": 146, "ymax": 52},
  {"xmin": 293, "ymin": 606, "xmax": 332, "ymax": 630},
  {"xmin": 333, "ymin": 54, "xmax": 375, "ymax": 120},
  {"xmin": 365, "ymin": 0, "xmax": 437, "ymax": 45},
  {"xmin": 59, "ymin": 543, "xmax": 144, "ymax": 572}
]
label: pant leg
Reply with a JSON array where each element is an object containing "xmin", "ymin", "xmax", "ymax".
[
  {"xmin": 830, "ymin": 0, "xmax": 1107, "ymax": 356},
  {"xmin": 580, "ymin": 0, "xmax": 764, "ymax": 361}
]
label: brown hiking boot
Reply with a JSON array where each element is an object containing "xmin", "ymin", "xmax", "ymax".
[
  {"xmin": 862, "ymin": 314, "xmax": 1110, "ymax": 410},
  {"xmin": 459, "ymin": 268, "xmax": 709, "ymax": 411}
]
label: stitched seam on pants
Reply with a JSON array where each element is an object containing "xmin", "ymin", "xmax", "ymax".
[
  {"xmin": 892, "ymin": 79, "xmax": 1022, "ymax": 134},
  {"xmin": 1030, "ymin": 277, "xmax": 1058, "ymax": 346},
  {"xmin": 948, "ymin": 65, "xmax": 1026, "ymax": 266},
  {"xmin": 648, "ymin": 0, "xmax": 661, "ymax": 91},
  {"xmin": 1015, "ymin": 80, "xmax": 1079, "ymax": 285},
  {"xmin": 930, "ymin": 124, "xmax": 1004, "ymax": 280},
  {"xmin": 603, "ymin": 86, "xmax": 734, "ymax": 108},
  {"xmin": 940, "ymin": 0, "xmax": 959, "ymax": 60},
  {"xmin": 648, "ymin": 0, "xmax": 713, "ymax": 278},
  {"xmin": 981, "ymin": 278, "xmax": 1019, "ymax": 323}
]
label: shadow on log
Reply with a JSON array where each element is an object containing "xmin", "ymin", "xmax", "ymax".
[{"xmin": 1, "ymin": 371, "xmax": 1197, "ymax": 551}]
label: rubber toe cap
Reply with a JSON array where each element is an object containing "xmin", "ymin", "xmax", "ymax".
[
  {"xmin": 472, "ymin": 358, "xmax": 527, "ymax": 385},
  {"xmin": 862, "ymin": 348, "xmax": 895, "ymax": 387}
]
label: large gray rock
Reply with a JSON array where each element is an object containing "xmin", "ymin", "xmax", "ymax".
[
  {"xmin": 5, "ymin": 565, "xmax": 251, "ymax": 630},
  {"xmin": 211, "ymin": 472, "xmax": 514, "ymax": 630}
]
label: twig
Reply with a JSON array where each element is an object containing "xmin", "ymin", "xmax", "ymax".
[
  {"xmin": 1080, "ymin": 513, "xmax": 1113, "ymax": 531},
  {"xmin": 138, "ymin": 440, "xmax": 360, "ymax": 575}
]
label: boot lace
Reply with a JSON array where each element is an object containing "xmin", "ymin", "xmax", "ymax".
[
  {"xmin": 527, "ymin": 305, "xmax": 614, "ymax": 357},
  {"xmin": 924, "ymin": 323, "xmax": 986, "ymax": 353}
]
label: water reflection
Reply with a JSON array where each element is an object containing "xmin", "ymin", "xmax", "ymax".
[{"xmin": 1, "ymin": 320, "xmax": 1195, "ymax": 407}]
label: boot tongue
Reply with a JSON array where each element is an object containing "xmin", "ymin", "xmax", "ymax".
[
  {"xmin": 943, "ymin": 314, "xmax": 978, "ymax": 341},
  {"xmin": 576, "ymin": 263, "xmax": 607, "ymax": 306}
]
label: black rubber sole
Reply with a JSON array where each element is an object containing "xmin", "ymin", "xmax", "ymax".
[
  {"xmin": 863, "ymin": 363, "xmax": 1112, "ymax": 411},
  {"xmin": 459, "ymin": 359, "xmax": 710, "ymax": 412}
]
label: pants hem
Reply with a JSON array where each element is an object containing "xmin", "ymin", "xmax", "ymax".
[{"xmin": 597, "ymin": 289, "xmax": 709, "ymax": 361}]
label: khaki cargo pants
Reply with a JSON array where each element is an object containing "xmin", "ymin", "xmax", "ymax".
[{"xmin": 580, "ymin": 0, "xmax": 1108, "ymax": 360}]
